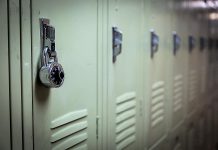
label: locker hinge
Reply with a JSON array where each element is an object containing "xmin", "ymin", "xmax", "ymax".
[{"xmin": 96, "ymin": 116, "xmax": 99, "ymax": 139}]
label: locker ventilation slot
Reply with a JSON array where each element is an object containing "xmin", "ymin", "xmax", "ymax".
[
  {"xmin": 150, "ymin": 81, "xmax": 165, "ymax": 128},
  {"xmin": 173, "ymin": 75, "xmax": 183, "ymax": 112},
  {"xmin": 188, "ymin": 70, "xmax": 199, "ymax": 102},
  {"xmin": 116, "ymin": 92, "xmax": 137, "ymax": 150},
  {"xmin": 50, "ymin": 109, "xmax": 88, "ymax": 150}
]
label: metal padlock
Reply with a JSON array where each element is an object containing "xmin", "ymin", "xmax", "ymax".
[{"xmin": 39, "ymin": 18, "xmax": 64, "ymax": 88}]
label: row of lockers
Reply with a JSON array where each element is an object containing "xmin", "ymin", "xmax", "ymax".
[{"xmin": 1, "ymin": 0, "xmax": 218, "ymax": 150}]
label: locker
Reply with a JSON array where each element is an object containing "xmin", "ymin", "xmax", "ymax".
[
  {"xmin": 106, "ymin": 0, "xmax": 144, "ymax": 149},
  {"xmin": 1, "ymin": 0, "xmax": 217, "ymax": 149},
  {"xmin": 31, "ymin": 0, "xmax": 98, "ymax": 149},
  {"xmin": 186, "ymin": 9, "xmax": 201, "ymax": 116},
  {"xmin": 0, "ymin": 0, "xmax": 11, "ymax": 149},
  {"xmin": 143, "ymin": 0, "xmax": 172, "ymax": 148},
  {"xmin": 168, "ymin": 0, "xmax": 189, "ymax": 130}
]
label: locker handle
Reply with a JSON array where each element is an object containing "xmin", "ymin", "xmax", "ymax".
[
  {"xmin": 151, "ymin": 30, "xmax": 159, "ymax": 58},
  {"xmin": 189, "ymin": 35, "xmax": 195, "ymax": 52},
  {"xmin": 112, "ymin": 27, "xmax": 123, "ymax": 63},
  {"xmin": 173, "ymin": 32, "xmax": 181, "ymax": 55},
  {"xmin": 199, "ymin": 37, "xmax": 205, "ymax": 51}
]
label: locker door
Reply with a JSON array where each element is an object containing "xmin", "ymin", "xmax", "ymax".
[
  {"xmin": 31, "ymin": 1, "xmax": 98, "ymax": 149},
  {"xmin": 0, "ymin": 0, "xmax": 11, "ymax": 149},
  {"xmin": 170, "ymin": 0, "xmax": 188, "ymax": 129},
  {"xmin": 143, "ymin": 0, "xmax": 171, "ymax": 148},
  {"xmin": 198, "ymin": 21, "xmax": 209, "ymax": 102},
  {"xmin": 107, "ymin": 0, "xmax": 143, "ymax": 149},
  {"xmin": 186, "ymin": 11, "xmax": 200, "ymax": 115}
]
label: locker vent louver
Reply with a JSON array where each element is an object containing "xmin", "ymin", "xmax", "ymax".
[
  {"xmin": 50, "ymin": 109, "xmax": 88, "ymax": 150},
  {"xmin": 116, "ymin": 92, "xmax": 137, "ymax": 150},
  {"xmin": 188, "ymin": 70, "xmax": 199, "ymax": 102},
  {"xmin": 173, "ymin": 75, "xmax": 183, "ymax": 112},
  {"xmin": 150, "ymin": 81, "xmax": 165, "ymax": 128}
]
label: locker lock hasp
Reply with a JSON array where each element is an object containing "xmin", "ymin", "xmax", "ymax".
[
  {"xmin": 39, "ymin": 18, "xmax": 64, "ymax": 88},
  {"xmin": 188, "ymin": 35, "xmax": 195, "ymax": 52},
  {"xmin": 112, "ymin": 27, "xmax": 122, "ymax": 63},
  {"xmin": 150, "ymin": 30, "xmax": 159, "ymax": 58},
  {"xmin": 200, "ymin": 37, "xmax": 205, "ymax": 51},
  {"xmin": 173, "ymin": 32, "xmax": 181, "ymax": 55}
]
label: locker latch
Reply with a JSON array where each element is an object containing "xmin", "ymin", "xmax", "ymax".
[
  {"xmin": 112, "ymin": 27, "xmax": 123, "ymax": 63},
  {"xmin": 39, "ymin": 18, "xmax": 65, "ymax": 88},
  {"xmin": 188, "ymin": 35, "xmax": 195, "ymax": 52},
  {"xmin": 151, "ymin": 30, "xmax": 159, "ymax": 58},
  {"xmin": 199, "ymin": 37, "xmax": 205, "ymax": 51},
  {"xmin": 208, "ymin": 38, "xmax": 213, "ymax": 50},
  {"xmin": 173, "ymin": 32, "xmax": 181, "ymax": 55}
]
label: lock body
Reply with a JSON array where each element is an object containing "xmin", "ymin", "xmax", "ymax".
[{"xmin": 39, "ymin": 18, "xmax": 64, "ymax": 88}]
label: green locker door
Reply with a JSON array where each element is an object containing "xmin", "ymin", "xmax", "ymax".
[
  {"xmin": 107, "ymin": 0, "xmax": 143, "ymax": 149},
  {"xmin": 186, "ymin": 11, "xmax": 200, "ymax": 116},
  {"xmin": 170, "ymin": 0, "xmax": 188, "ymax": 130},
  {"xmin": 143, "ymin": 0, "xmax": 171, "ymax": 148},
  {"xmin": 198, "ymin": 20, "xmax": 209, "ymax": 106},
  {"xmin": 31, "ymin": 1, "xmax": 98, "ymax": 149},
  {"xmin": 0, "ymin": 0, "xmax": 11, "ymax": 149}
]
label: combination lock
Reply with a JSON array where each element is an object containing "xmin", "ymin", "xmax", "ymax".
[{"xmin": 39, "ymin": 18, "xmax": 64, "ymax": 88}]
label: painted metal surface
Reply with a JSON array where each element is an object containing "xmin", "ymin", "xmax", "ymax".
[
  {"xmin": 3, "ymin": 0, "xmax": 218, "ymax": 150},
  {"xmin": 31, "ymin": 0, "xmax": 98, "ymax": 149},
  {"xmin": 0, "ymin": 0, "xmax": 11, "ymax": 149}
]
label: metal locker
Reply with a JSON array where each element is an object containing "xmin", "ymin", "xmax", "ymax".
[
  {"xmin": 0, "ymin": 0, "xmax": 11, "ymax": 149},
  {"xmin": 196, "ymin": 17, "xmax": 209, "ymax": 107},
  {"xmin": 168, "ymin": 0, "xmax": 189, "ymax": 131},
  {"xmin": 143, "ymin": 0, "xmax": 171, "ymax": 148},
  {"xmin": 31, "ymin": 0, "xmax": 98, "ymax": 149},
  {"xmin": 106, "ymin": 0, "xmax": 144, "ymax": 149},
  {"xmin": 186, "ymin": 7, "xmax": 201, "ymax": 116}
]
